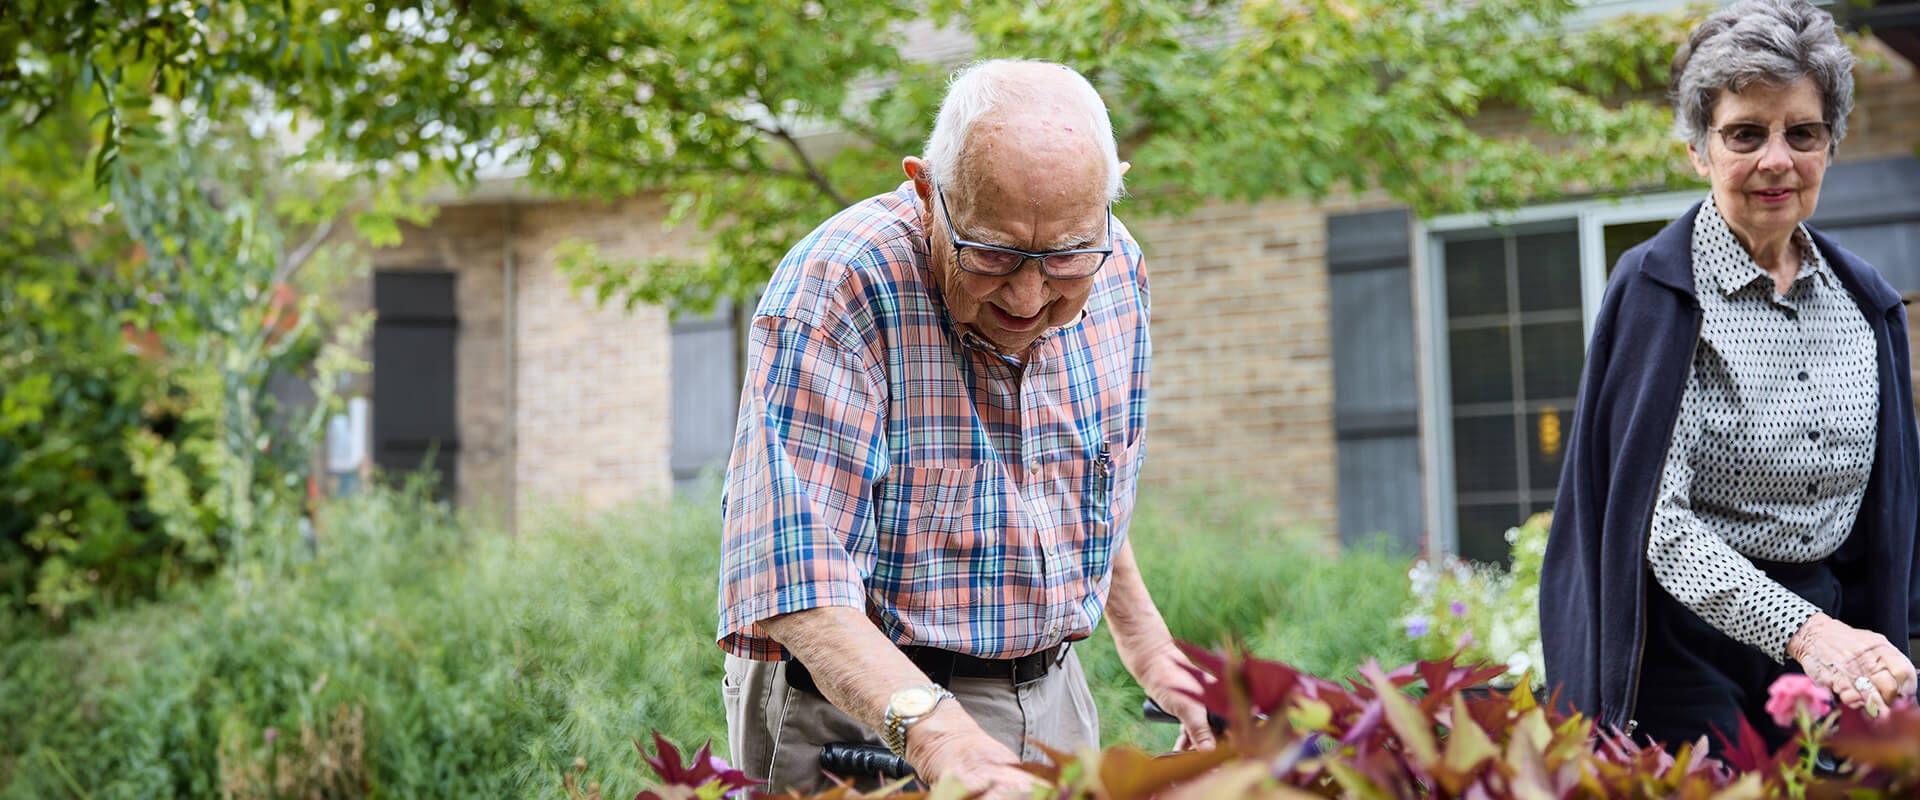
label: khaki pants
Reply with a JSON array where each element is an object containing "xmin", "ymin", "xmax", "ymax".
[{"xmin": 722, "ymin": 648, "xmax": 1100, "ymax": 794}]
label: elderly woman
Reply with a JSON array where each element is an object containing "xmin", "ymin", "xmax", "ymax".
[{"xmin": 1541, "ymin": 0, "xmax": 1920, "ymax": 752}]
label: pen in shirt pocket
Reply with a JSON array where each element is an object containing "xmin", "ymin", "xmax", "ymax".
[{"xmin": 1094, "ymin": 440, "xmax": 1111, "ymax": 477}]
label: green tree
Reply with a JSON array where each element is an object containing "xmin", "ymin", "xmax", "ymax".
[
  {"xmin": 0, "ymin": 83, "xmax": 372, "ymax": 624},
  {"xmin": 7, "ymin": 0, "xmax": 1698, "ymax": 318}
]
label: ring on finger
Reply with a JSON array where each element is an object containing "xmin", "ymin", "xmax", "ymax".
[{"xmin": 1856, "ymin": 676, "xmax": 1874, "ymax": 693}]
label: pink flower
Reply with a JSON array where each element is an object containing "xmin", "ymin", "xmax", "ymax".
[{"xmin": 1765, "ymin": 673, "xmax": 1833, "ymax": 727}]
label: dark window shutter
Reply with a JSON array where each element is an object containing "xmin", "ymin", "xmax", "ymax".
[
  {"xmin": 671, "ymin": 301, "xmax": 741, "ymax": 491},
  {"xmin": 1326, "ymin": 209, "xmax": 1423, "ymax": 553},
  {"xmin": 372, "ymin": 270, "xmax": 459, "ymax": 502}
]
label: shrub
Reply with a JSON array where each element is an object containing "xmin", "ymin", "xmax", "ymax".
[
  {"xmin": 1, "ymin": 100, "xmax": 367, "ymax": 626},
  {"xmin": 0, "ymin": 482, "xmax": 1411, "ymax": 798}
]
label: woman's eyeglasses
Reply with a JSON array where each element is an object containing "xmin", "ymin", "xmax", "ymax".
[{"xmin": 1710, "ymin": 121, "xmax": 1832, "ymax": 154}]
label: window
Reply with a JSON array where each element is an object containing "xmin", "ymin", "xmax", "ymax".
[{"xmin": 1416, "ymin": 192, "xmax": 1698, "ymax": 561}]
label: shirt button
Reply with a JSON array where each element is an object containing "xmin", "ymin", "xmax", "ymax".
[
  {"xmin": 1027, "ymin": 458, "xmax": 1042, "ymax": 474},
  {"xmin": 1797, "ymin": 371, "xmax": 1810, "ymax": 382},
  {"xmin": 1808, "ymin": 430, "xmax": 1821, "ymax": 442},
  {"xmin": 1801, "ymin": 534, "xmax": 1814, "ymax": 545},
  {"xmin": 1808, "ymin": 481, "xmax": 1819, "ymax": 496}
]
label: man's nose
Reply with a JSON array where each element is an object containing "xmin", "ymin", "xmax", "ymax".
[{"xmin": 998, "ymin": 259, "xmax": 1050, "ymax": 312}]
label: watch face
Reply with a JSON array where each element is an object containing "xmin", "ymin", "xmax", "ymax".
[{"xmin": 892, "ymin": 686, "xmax": 938, "ymax": 717}]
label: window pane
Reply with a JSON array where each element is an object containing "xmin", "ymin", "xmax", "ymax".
[
  {"xmin": 1515, "ymin": 230, "xmax": 1582, "ymax": 313},
  {"xmin": 1445, "ymin": 237, "xmax": 1508, "ymax": 319},
  {"xmin": 1520, "ymin": 320, "xmax": 1585, "ymax": 401},
  {"xmin": 1603, "ymin": 220, "xmax": 1671, "ymax": 276},
  {"xmin": 1527, "ymin": 406, "xmax": 1573, "ymax": 492},
  {"xmin": 1452, "ymin": 413, "xmax": 1518, "ymax": 494},
  {"xmin": 1456, "ymin": 501, "xmax": 1524, "ymax": 566},
  {"xmin": 1448, "ymin": 324, "xmax": 1513, "ymax": 405}
]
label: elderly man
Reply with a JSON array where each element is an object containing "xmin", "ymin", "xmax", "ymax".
[{"xmin": 717, "ymin": 59, "xmax": 1210, "ymax": 795}]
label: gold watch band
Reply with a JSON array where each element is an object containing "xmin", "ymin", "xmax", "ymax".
[{"xmin": 883, "ymin": 684, "xmax": 954, "ymax": 760}]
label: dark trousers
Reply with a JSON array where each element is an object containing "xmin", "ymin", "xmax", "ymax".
[{"xmin": 1633, "ymin": 558, "xmax": 1841, "ymax": 755}]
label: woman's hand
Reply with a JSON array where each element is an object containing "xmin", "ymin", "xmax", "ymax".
[{"xmin": 1787, "ymin": 613, "xmax": 1918, "ymax": 713}]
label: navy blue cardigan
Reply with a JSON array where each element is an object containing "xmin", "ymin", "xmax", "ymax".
[{"xmin": 1539, "ymin": 202, "xmax": 1920, "ymax": 732}]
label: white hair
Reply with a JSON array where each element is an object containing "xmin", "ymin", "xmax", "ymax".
[
  {"xmin": 1670, "ymin": 0, "xmax": 1856, "ymax": 155},
  {"xmin": 922, "ymin": 59, "xmax": 1125, "ymax": 201}
]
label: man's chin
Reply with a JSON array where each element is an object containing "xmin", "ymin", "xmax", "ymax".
[{"xmin": 981, "ymin": 330, "xmax": 1041, "ymax": 353}]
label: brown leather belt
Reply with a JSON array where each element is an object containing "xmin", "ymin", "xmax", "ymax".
[{"xmin": 786, "ymin": 643, "xmax": 1070, "ymax": 699}]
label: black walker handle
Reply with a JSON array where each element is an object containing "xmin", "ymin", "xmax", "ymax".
[
  {"xmin": 1142, "ymin": 698, "xmax": 1229, "ymax": 735},
  {"xmin": 819, "ymin": 741, "xmax": 915, "ymax": 781}
]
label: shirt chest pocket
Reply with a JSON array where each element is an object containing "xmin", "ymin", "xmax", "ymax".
[{"xmin": 868, "ymin": 465, "xmax": 1004, "ymax": 622}]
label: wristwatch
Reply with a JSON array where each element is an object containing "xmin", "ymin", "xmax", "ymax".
[{"xmin": 882, "ymin": 683, "xmax": 955, "ymax": 760}]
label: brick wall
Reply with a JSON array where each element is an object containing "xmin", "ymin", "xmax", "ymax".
[
  {"xmin": 347, "ymin": 204, "xmax": 514, "ymax": 526},
  {"xmin": 350, "ymin": 194, "xmax": 698, "ymax": 529},
  {"xmin": 1129, "ymin": 195, "xmax": 1389, "ymax": 533},
  {"xmin": 351, "ymin": 47, "xmax": 1918, "ymax": 539},
  {"xmin": 508, "ymin": 196, "xmax": 694, "ymax": 520},
  {"xmin": 1842, "ymin": 44, "xmax": 1920, "ymax": 159}
]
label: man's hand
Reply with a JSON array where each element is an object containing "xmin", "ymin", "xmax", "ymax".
[
  {"xmin": 906, "ymin": 704, "xmax": 1039, "ymax": 798},
  {"xmin": 1134, "ymin": 641, "xmax": 1215, "ymax": 750},
  {"xmin": 1788, "ymin": 612, "xmax": 1918, "ymax": 714}
]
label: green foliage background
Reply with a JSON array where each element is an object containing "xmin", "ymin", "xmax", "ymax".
[
  {"xmin": 6, "ymin": 0, "xmax": 1701, "ymax": 317},
  {"xmin": 0, "ymin": 483, "xmax": 1412, "ymax": 798},
  {"xmin": 0, "ymin": 94, "xmax": 374, "ymax": 624}
]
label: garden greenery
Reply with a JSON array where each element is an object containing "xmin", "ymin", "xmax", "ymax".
[
  {"xmin": 0, "ymin": 481, "xmax": 1414, "ymax": 797},
  {"xmin": 1403, "ymin": 512, "xmax": 1550, "ymax": 687},
  {"xmin": 0, "ymin": 95, "xmax": 371, "ymax": 625}
]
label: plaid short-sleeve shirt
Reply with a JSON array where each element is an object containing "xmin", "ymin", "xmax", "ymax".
[{"xmin": 717, "ymin": 182, "xmax": 1152, "ymax": 661}]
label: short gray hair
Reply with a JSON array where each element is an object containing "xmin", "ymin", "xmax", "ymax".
[
  {"xmin": 922, "ymin": 59, "xmax": 1125, "ymax": 201},
  {"xmin": 1670, "ymin": 0, "xmax": 1856, "ymax": 155}
]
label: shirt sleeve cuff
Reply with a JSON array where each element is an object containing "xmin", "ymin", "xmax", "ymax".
[
  {"xmin": 718, "ymin": 581, "xmax": 868, "ymax": 660},
  {"xmin": 1756, "ymin": 588, "xmax": 1823, "ymax": 664}
]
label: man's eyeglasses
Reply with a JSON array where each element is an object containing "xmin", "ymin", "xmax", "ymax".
[
  {"xmin": 934, "ymin": 186, "xmax": 1113, "ymax": 280},
  {"xmin": 1709, "ymin": 121, "xmax": 1833, "ymax": 154}
]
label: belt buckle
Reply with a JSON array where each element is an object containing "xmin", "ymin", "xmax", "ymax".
[{"xmin": 1013, "ymin": 644, "xmax": 1065, "ymax": 687}]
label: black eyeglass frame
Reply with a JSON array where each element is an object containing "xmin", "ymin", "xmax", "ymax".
[
  {"xmin": 933, "ymin": 185, "xmax": 1114, "ymax": 280},
  {"xmin": 1707, "ymin": 121, "xmax": 1834, "ymax": 154}
]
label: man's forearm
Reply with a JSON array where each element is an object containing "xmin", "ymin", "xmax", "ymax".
[
  {"xmin": 759, "ymin": 605, "xmax": 1010, "ymax": 772},
  {"xmin": 1105, "ymin": 539, "xmax": 1177, "ymax": 673},
  {"xmin": 758, "ymin": 606, "xmax": 932, "ymax": 732}
]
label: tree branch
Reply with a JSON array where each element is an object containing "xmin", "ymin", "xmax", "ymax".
[
  {"xmin": 749, "ymin": 90, "xmax": 849, "ymax": 208},
  {"xmin": 274, "ymin": 214, "xmax": 337, "ymax": 286}
]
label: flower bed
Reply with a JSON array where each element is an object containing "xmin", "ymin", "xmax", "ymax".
[{"xmin": 626, "ymin": 646, "xmax": 1920, "ymax": 798}]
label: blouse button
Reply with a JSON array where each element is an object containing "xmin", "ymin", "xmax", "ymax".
[
  {"xmin": 1807, "ymin": 481, "xmax": 1819, "ymax": 496},
  {"xmin": 1801, "ymin": 534, "xmax": 1814, "ymax": 545},
  {"xmin": 1808, "ymin": 430, "xmax": 1821, "ymax": 442},
  {"xmin": 1797, "ymin": 371, "xmax": 1810, "ymax": 382}
]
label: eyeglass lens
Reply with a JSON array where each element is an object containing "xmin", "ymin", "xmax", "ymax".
[
  {"xmin": 961, "ymin": 249, "xmax": 1104, "ymax": 278},
  {"xmin": 1719, "ymin": 122, "xmax": 1830, "ymax": 154}
]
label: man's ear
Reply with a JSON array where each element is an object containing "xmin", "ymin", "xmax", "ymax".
[{"xmin": 902, "ymin": 157, "xmax": 935, "ymax": 223}]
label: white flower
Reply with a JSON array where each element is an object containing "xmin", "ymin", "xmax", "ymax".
[{"xmin": 1507, "ymin": 650, "xmax": 1532, "ymax": 677}]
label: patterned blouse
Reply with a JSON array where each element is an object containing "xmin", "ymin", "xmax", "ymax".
[{"xmin": 1647, "ymin": 195, "xmax": 1879, "ymax": 661}]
